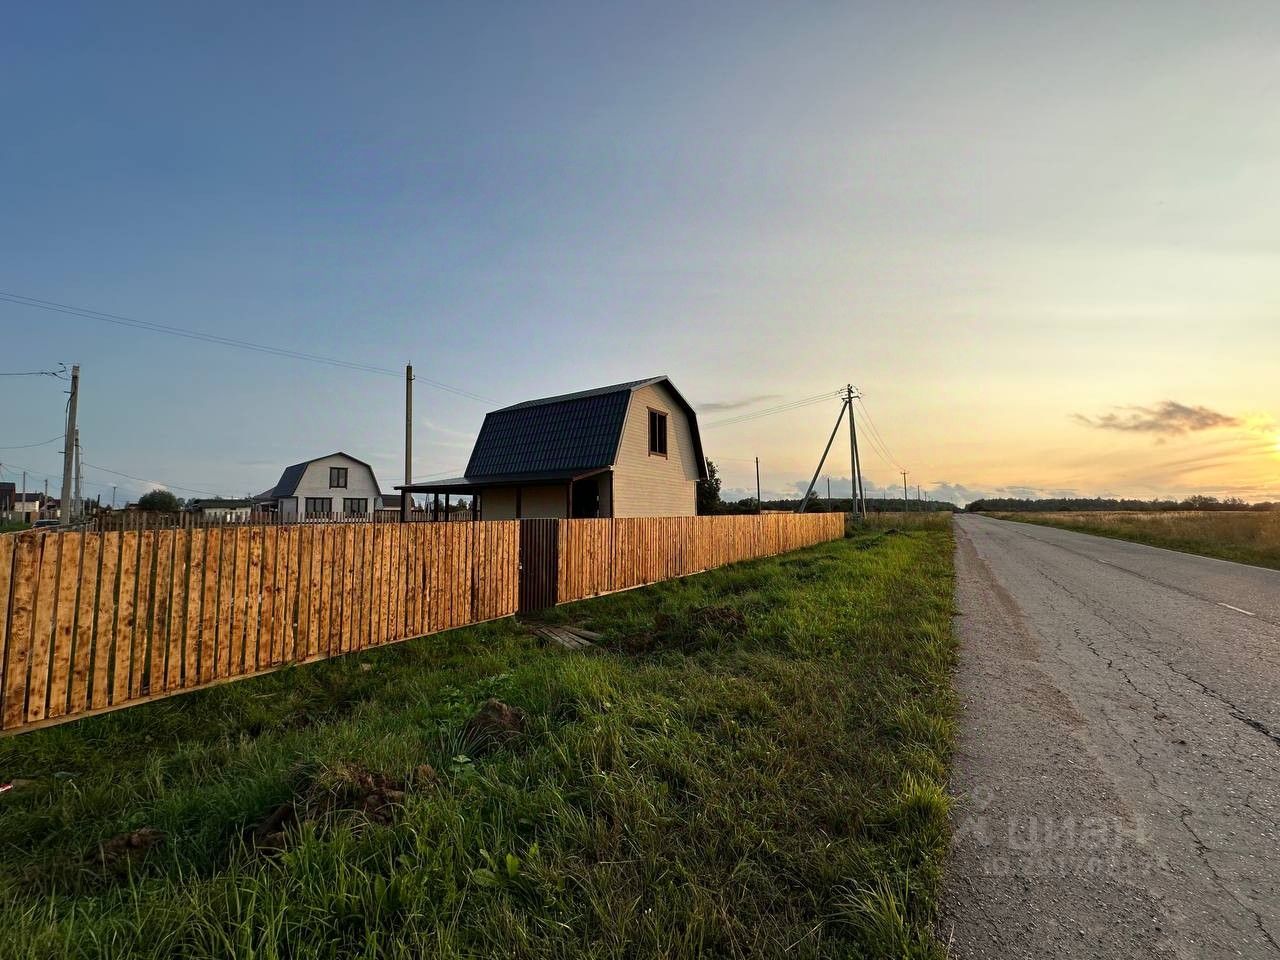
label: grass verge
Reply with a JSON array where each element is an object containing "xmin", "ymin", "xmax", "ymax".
[
  {"xmin": 0, "ymin": 525, "xmax": 955, "ymax": 959},
  {"xmin": 988, "ymin": 510, "xmax": 1280, "ymax": 571}
]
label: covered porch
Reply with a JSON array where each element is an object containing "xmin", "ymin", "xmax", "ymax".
[{"xmin": 395, "ymin": 467, "xmax": 612, "ymax": 521}]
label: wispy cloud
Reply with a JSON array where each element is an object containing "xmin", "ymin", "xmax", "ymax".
[
  {"xmin": 1072, "ymin": 401, "xmax": 1240, "ymax": 435},
  {"xmin": 697, "ymin": 393, "xmax": 784, "ymax": 414}
]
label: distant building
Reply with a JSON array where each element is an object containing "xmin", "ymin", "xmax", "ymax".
[
  {"xmin": 257, "ymin": 453, "xmax": 383, "ymax": 520},
  {"xmin": 0, "ymin": 482, "xmax": 13, "ymax": 512},
  {"xmin": 397, "ymin": 376, "xmax": 707, "ymax": 519},
  {"xmin": 186, "ymin": 498, "xmax": 255, "ymax": 522},
  {"xmin": 13, "ymin": 492, "xmax": 44, "ymax": 522}
]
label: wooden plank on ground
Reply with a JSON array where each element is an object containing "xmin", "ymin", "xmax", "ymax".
[{"xmin": 3, "ymin": 534, "xmax": 41, "ymax": 728}]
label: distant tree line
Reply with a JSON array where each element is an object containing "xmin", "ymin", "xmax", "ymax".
[{"xmin": 966, "ymin": 495, "xmax": 1278, "ymax": 513}]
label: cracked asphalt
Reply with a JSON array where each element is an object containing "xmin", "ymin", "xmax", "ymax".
[{"xmin": 940, "ymin": 515, "xmax": 1280, "ymax": 959}]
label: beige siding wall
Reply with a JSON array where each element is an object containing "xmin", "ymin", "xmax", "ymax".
[
  {"xmin": 480, "ymin": 488, "xmax": 517, "ymax": 521},
  {"xmin": 478, "ymin": 484, "xmax": 568, "ymax": 520},
  {"xmin": 521, "ymin": 484, "xmax": 568, "ymax": 519},
  {"xmin": 611, "ymin": 382, "xmax": 698, "ymax": 517}
]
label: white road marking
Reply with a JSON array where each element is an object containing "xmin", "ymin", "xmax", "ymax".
[{"xmin": 1217, "ymin": 602, "xmax": 1257, "ymax": 618}]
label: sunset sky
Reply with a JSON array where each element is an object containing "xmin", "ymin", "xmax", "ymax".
[{"xmin": 3, "ymin": 3, "xmax": 1278, "ymax": 505}]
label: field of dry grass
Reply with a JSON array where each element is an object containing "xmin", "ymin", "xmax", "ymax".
[{"xmin": 989, "ymin": 510, "xmax": 1280, "ymax": 570}]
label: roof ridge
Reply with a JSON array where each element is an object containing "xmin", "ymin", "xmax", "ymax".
[{"xmin": 495, "ymin": 376, "xmax": 667, "ymax": 412}]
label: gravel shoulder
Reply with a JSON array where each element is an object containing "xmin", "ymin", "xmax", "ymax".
[{"xmin": 940, "ymin": 515, "xmax": 1280, "ymax": 959}]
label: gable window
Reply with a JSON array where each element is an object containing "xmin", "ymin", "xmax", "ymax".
[
  {"xmin": 343, "ymin": 498, "xmax": 368, "ymax": 516},
  {"xmin": 329, "ymin": 467, "xmax": 348, "ymax": 488},
  {"xmin": 305, "ymin": 497, "xmax": 333, "ymax": 516},
  {"xmin": 648, "ymin": 409, "xmax": 668, "ymax": 457}
]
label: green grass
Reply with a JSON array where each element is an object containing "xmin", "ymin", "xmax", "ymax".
[
  {"xmin": 989, "ymin": 510, "xmax": 1280, "ymax": 571},
  {"xmin": 0, "ymin": 526, "xmax": 956, "ymax": 959}
]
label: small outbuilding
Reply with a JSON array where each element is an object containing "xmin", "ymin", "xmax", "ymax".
[{"xmin": 398, "ymin": 376, "xmax": 707, "ymax": 519}]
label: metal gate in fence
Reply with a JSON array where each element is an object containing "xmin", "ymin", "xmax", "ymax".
[{"xmin": 517, "ymin": 519, "xmax": 559, "ymax": 612}]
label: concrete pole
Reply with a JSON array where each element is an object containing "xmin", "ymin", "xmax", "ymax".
[
  {"xmin": 847, "ymin": 385, "xmax": 867, "ymax": 519},
  {"xmin": 60, "ymin": 364, "xmax": 79, "ymax": 527},
  {"xmin": 755, "ymin": 457, "xmax": 761, "ymax": 513},
  {"xmin": 402, "ymin": 363, "xmax": 414, "ymax": 522},
  {"xmin": 20, "ymin": 470, "xmax": 26, "ymax": 525},
  {"xmin": 74, "ymin": 428, "xmax": 82, "ymax": 520}
]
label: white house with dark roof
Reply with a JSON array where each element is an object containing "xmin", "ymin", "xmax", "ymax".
[
  {"xmin": 258, "ymin": 452, "xmax": 383, "ymax": 520},
  {"xmin": 397, "ymin": 376, "xmax": 708, "ymax": 520}
]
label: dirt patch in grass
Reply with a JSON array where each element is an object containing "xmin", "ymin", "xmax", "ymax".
[
  {"xmin": 616, "ymin": 603, "xmax": 748, "ymax": 655},
  {"xmin": 94, "ymin": 827, "xmax": 166, "ymax": 874},
  {"xmin": 245, "ymin": 761, "xmax": 444, "ymax": 853}
]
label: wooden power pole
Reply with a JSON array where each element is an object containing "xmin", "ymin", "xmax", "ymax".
[
  {"xmin": 901, "ymin": 471, "xmax": 909, "ymax": 513},
  {"xmin": 755, "ymin": 457, "xmax": 761, "ymax": 512}
]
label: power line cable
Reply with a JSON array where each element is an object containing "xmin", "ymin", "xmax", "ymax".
[
  {"xmin": 855, "ymin": 397, "xmax": 905, "ymax": 471},
  {"xmin": 0, "ymin": 291, "xmax": 497, "ymax": 403},
  {"xmin": 0, "ymin": 434, "xmax": 65, "ymax": 450},
  {"xmin": 81, "ymin": 461, "xmax": 221, "ymax": 498},
  {"xmin": 703, "ymin": 391, "xmax": 842, "ymax": 429}
]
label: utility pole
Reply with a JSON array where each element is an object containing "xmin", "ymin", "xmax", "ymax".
[
  {"xmin": 901, "ymin": 471, "xmax": 909, "ymax": 513},
  {"xmin": 74, "ymin": 428, "xmax": 82, "ymax": 520},
  {"xmin": 112, "ymin": 485, "xmax": 117, "ymax": 509},
  {"xmin": 60, "ymin": 364, "xmax": 79, "ymax": 527},
  {"xmin": 755, "ymin": 457, "xmax": 761, "ymax": 512},
  {"xmin": 403, "ymin": 363, "xmax": 414, "ymax": 521},
  {"xmin": 917, "ymin": 483, "xmax": 922, "ymax": 511},
  {"xmin": 845, "ymin": 384, "xmax": 866, "ymax": 520},
  {"xmin": 826, "ymin": 476, "xmax": 831, "ymax": 509},
  {"xmin": 20, "ymin": 470, "xmax": 26, "ymax": 524},
  {"xmin": 797, "ymin": 397, "xmax": 849, "ymax": 513}
]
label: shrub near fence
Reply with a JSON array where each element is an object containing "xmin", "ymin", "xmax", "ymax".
[{"xmin": 0, "ymin": 513, "xmax": 843, "ymax": 735}]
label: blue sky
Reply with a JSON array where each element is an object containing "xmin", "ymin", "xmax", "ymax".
[{"xmin": 4, "ymin": 2, "xmax": 1279, "ymax": 505}]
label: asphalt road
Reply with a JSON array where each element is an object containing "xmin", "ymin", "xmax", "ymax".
[{"xmin": 940, "ymin": 515, "xmax": 1280, "ymax": 959}]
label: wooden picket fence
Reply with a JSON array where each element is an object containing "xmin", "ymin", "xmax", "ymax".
[
  {"xmin": 557, "ymin": 513, "xmax": 847, "ymax": 602},
  {"xmin": 0, "ymin": 513, "xmax": 843, "ymax": 735},
  {"xmin": 0, "ymin": 522, "xmax": 519, "ymax": 734}
]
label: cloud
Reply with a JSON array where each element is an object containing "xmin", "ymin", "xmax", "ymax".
[
  {"xmin": 1072, "ymin": 401, "xmax": 1240, "ymax": 435},
  {"xmin": 697, "ymin": 393, "xmax": 784, "ymax": 414}
]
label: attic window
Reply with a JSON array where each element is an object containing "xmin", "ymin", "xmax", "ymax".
[
  {"xmin": 329, "ymin": 467, "xmax": 348, "ymax": 488},
  {"xmin": 648, "ymin": 409, "xmax": 668, "ymax": 457}
]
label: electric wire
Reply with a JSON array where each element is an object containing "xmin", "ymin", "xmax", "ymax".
[
  {"xmin": 0, "ymin": 291, "xmax": 496, "ymax": 403},
  {"xmin": 702, "ymin": 390, "xmax": 842, "ymax": 429},
  {"xmin": 0, "ymin": 434, "xmax": 65, "ymax": 450}
]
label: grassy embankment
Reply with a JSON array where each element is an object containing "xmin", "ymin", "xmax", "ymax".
[
  {"xmin": 0, "ymin": 519, "xmax": 955, "ymax": 959},
  {"xmin": 990, "ymin": 510, "xmax": 1280, "ymax": 571}
]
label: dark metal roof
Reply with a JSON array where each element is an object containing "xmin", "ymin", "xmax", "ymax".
[
  {"xmin": 265, "ymin": 452, "xmax": 382, "ymax": 499},
  {"xmin": 462, "ymin": 376, "xmax": 708, "ymax": 481},
  {"xmin": 397, "ymin": 467, "xmax": 608, "ymax": 494}
]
